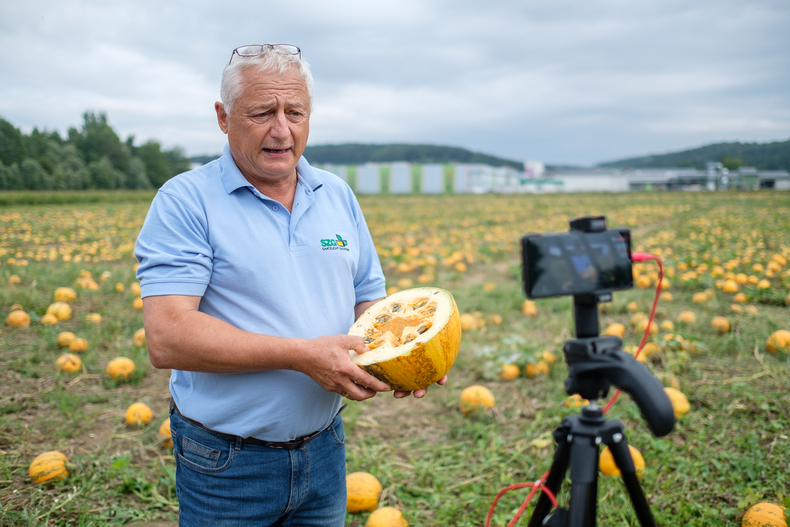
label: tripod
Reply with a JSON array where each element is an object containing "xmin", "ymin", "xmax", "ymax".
[{"xmin": 526, "ymin": 294, "xmax": 676, "ymax": 527}]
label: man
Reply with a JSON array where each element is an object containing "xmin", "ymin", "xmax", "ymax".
[{"xmin": 134, "ymin": 44, "xmax": 444, "ymax": 525}]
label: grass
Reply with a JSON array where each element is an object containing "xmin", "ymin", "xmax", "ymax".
[{"xmin": 0, "ymin": 190, "xmax": 789, "ymax": 525}]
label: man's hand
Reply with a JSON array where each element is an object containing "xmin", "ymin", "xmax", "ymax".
[
  {"xmin": 297, "ymin": 334, "xmax": 390, "ymax": 401},
  {"xmin": 393, "ymin": 375, "xmax": 449, "ymax": 399}
]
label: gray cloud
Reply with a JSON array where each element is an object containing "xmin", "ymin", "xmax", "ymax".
[{"xmin": 1, "ymin": 0, "xmax": 788, "ymax": 165}]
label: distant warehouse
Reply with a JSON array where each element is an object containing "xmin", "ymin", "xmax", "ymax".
[{"xmin": 315, "ymin": 161, "xmax": 790, "ymax": 194}]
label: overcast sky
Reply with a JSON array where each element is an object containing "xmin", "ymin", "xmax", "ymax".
[{"xmin": 1, "ymin": 0, "xmax": 789, "ymax": 166}]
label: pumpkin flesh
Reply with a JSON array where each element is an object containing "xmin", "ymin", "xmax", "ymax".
[{"xmin": 348, "ymin": 288, "xmax": 461, "ymax": 391}]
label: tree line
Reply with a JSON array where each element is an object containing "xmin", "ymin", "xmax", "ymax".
[
  {"xmin": 302, "ymin": 143, "xmax": 525, "ymax": 170},
  {"xmin": 597, "ymin": 139, "xmax": 790, "ymax": 171},
  {"xmin": 0, "ymin": 113, "xmax": 191, "ymax": 191}
]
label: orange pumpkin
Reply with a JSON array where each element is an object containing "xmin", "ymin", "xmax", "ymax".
[
  {"xmin": 29, "ymin": 451, "xmax": 69, "ymax": 484},
  {"xmin": 346, "ymin": 472, "xmax": 382, "ymax": 513}
]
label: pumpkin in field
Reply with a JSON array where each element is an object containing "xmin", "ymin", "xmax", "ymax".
[
  {"xmin": 106, "ymin": 357, "xmax": 136, "ymax": 379},
  {"xmin": 158, "ymin": 417, "xmax": 173, "ymax": 448},
  {"xmin": 29, "ymin": 451, "xmax": 69, "ymax": 484},
  {"xmin": 741, "ymin": 502, "xmax": 787, "ymax": 527},
  {"xmin": 366, "ymin": 506, "xmax": 408, "ymax": 527},
  {"xmin": 125, "ymin": 402, "xmax": 152, "ymax": 426},
  {"xmin": 599, "ymin": 445, "xmax": 645, "ymax": 479},
  {"xmin": 664, "ymin": 387, "xmax": 690, "ymax": 418},
  {"xmin": 565, "ymin": 394, "xmax": 589, "ymax": 407},
  {"xmin": 55, "ymin": 353, "xmax": 82, "ymax": 373},
  {"xmin": 521, "ymin": 300, "xmax": 538, "ymax": 316},
  {"xmin": 498, "ymin": 364, "xmax": 520, "ymax": 381},
  {"xmin": 132, "ymin": 297, "xmax": 144, "ymax": 309},
  {"xmin": 53, "ymin": 287, "xmax": 77, "ymax": 302},
  {"xmin": 346, "ymin": 471, "xmax": 382, "ymax": 513},
  {"xmin": 459, "ymin": 385, "xmax": 495, "ymax": 415},
  {"xmin": 678, "ymin": 311, "xmax": 696, "ymax": 324},
  {"xmin": 348, "ymin": 288, "xmax": 461, "ymax": 391},
  {"xmin": 603, "ymin": 323, "xmax": 625, "ymax": 338},
  {"xmin": 133, "ymin": 328, "xmax": 146, "ymax": 348},
  {"xmin": 41, "ymin": 313, "xmax": 59, "ymax": 325},
  {"xmin": 460, "ymin": 313, "xmax": 478, "ymax": 332},
  {"xmin": 6, "ymin": 310, "xmax": 31, "ymax": 327},
  {"xmin": 85, "ymin": 313, "xmax": 102, "ymax": 324},
  {"xmin": 711, "ymin": 316, "xmax": 730, "ymax": 333},
  {"xmin": 524, "ymin": 361, "xmax": 549, "ymax": 378},
  {"xmin": 57, "ymin": 332, "xmax": 77, "ymax": 347},
  {"xmin": 46, "ymin": 301, "xmax": 73, "ymax": 321},
  {"xmin": 69, "ymin": 338, "xmax": 89, "ymax": 353},
  {"xmin": 766, "ymin": 330, "xmax": 790, "ymax": 353}
]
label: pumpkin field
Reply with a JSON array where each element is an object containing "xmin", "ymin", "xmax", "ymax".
[{"xmin": 1, "ymin": 190, "xmax": 789, "ymax": 526}]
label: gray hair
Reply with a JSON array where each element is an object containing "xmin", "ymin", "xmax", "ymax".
[{"xmin": 220, "ymin": 48, "xmax": 314, "ymax": 113}]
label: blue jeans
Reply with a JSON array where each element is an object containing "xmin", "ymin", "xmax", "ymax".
[{"xmin": 170, "ymin": 404, "xmax": 347, "ymax": 526}]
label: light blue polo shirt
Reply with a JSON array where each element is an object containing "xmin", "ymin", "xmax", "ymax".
[{"xmin": 134, "ymin": 144, "xmax": 386, "ymax": 441}]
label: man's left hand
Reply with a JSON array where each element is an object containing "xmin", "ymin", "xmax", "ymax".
[{"xmin": 393, "ymin": 375, "xmax": 448, "ymax": 399}]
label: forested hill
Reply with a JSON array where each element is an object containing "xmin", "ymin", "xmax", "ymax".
[
  {"xmin": 598, "ymin": 139, "xmax": 790, "ymax": 171},
  {"xmin": 301, "ymin": 143, "xmax": 524, "ymax": 170}
]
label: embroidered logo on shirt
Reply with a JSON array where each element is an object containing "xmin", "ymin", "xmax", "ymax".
[{"xmin": 321, "ymin": 234, "xmax": 349, "ymax": 251}]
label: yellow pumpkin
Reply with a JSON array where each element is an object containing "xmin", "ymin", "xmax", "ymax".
[
  {"xmin": 664, "ymin": 387, "xmax": 690, "ymax": 418},
  {"xmin": 721, "ymin": 280, "xmax": 739, "ymax": 293},
  {"xmin": 125, "ymin": 402, "xmax": 153, "ymax": 426},
  {"xmin": 132, "ymin": 297, "xmax": 144, "ymax": 310},
  {"xmin": 741, "ymin": 502, "xmax": 787, "ymax": 527},
  {"xmin": 365, "ymin": 506, "xmax": 408, "ymax": 527},
  {"xmin": 39, "ymin": 311, "xmax": 59, "ymax": 325},
  {"xmin": 55, "ymin": 353, "xmax": 82, "ymax": 373},
  {"xmin": 459, "ymin": 385, "xmax": 495, "ymax": 415},
  {"xmin": 524, "ymin": 361, "xmax": 549, "ymax": 378},
  {"xmin": 766, "ymin": 330, "xmax": 790, "ymax": 353},
  {"xmin": 565, "ymin": 394, "xmax": 589, "ymax": 407},
  {"xmin": 460, "ymin": 313, "xmax": 478, "ymax": 332},
  {"xmin": 85, "ymin": 313, "xmax": 102, "ymax": 324},
  {"xmin": 6, "ymin": 309, "xmax": 31, "ymax": 327},
  {"xmin": 346, "ymin": 472, "xmax": 382, "ymax": 513},
  {"xmin": 678, "ymin": 311, "xmax": 696, "ymax": 324},
  {"xmin": 521, "ymin": 300, "xmax": 538, "ymax": 316},
  {"xmin": 46, "ymin": 301, "xmax": 72, "ymax": 321},
  {"xmin": 498, "ymin": 364, "xmax": 520, "ymax": 381},
  {"xmin": 158, "ymin": 418, "xmax": 173, "ymax": 448},
  {"xmin": 69, "ymin": 338, "xmax": 89, "ymax": 353},
  {"xmin": 711, "ymin": 316, "xmax": 730, "ymax": 333},
  {"xmin": 133, "ymin": 328, "xmax": 146, "ymax": 348},
  {"xmin": 599, "ymin": 444, "xmax": 645, "ymax": 479},
  {"xmin": 348, "ymin": 288, "xmax": 461, "ymax": 391},
  {"xmin": 106, "ymin": 357, "xmax": 136, "ymax": 379},
  {"xmin": 57, "ymin": 331, "xmax": 77, "ymax": 347},
  {"xmin": 602, "ymin": 323, "xmax": 625, "ymax": 338},
  {"xmin": 53, "ymin": 287, "xmax": 77, "ymax": 302},
  {"xmin": 29, "ymin": 451, "xmax": 69, "ymax": 484}
]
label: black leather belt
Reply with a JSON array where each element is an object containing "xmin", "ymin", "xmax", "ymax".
[{"xmin": 172, "ymin": 400, "xmax": 346, "ymax": 450}]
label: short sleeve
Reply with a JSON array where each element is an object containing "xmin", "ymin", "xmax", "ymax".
[
  {"xmin": 135, "ymin": 190, "xmax": 214, "ymax": 298},
  {"xmin": 349, "ymin": 194, "xmax": 386, "ymax": 303}
]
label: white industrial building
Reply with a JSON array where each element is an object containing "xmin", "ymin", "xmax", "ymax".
[{"xmin": 316, "ymin": 161, "xmax": 790, "ymax": 194}]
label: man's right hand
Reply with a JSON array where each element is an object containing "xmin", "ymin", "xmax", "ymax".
[{"xmin": 297, "ymin": 335, "xmax": 390, "ymax": 401}]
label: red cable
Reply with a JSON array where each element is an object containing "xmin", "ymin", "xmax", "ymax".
[
  {"xmin": 486, "ymin": 253, "xmax": 664, "ymax": 525},
  {"xmin": 603, "ymin": 252, "xmax": 663, "ymax": 413},
  {"xmin": 484, "ymin": 470, "xmax": 556, "ymax": 527}
]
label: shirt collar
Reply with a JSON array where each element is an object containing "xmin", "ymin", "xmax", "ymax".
[{"xmin": 219, "ymin": 143, "xmax": 323, "ymax": 195}]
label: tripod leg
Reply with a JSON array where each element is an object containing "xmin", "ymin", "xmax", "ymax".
[
  {"xmin": 527, "ymin": 438, "xmax": 570, "ymax": 527},
  {"xmin": 567, "ymin": 438, "xmax": 599, "ymax": 527},
  {"xmin": 609, "ymin": 438, "xmax": 657, "ymax": 527}
]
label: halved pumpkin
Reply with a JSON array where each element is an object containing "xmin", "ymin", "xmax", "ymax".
[{"xmin": 348, "ymin": 287, "xmax": 461, "ymax": 391}]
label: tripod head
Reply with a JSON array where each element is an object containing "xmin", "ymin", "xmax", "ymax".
[{"xmin": 564, "ymin": 294, "xmax": 675, "ymax": 437}]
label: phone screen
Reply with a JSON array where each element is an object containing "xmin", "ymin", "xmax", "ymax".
[{"xmin": 522, "ymin": 229, "xmax": 633, "ymax": 298}]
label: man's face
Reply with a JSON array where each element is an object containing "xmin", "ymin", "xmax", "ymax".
[{"xmin": 216, "ymin": 67, "xmax": 310, "ymax": 186}]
